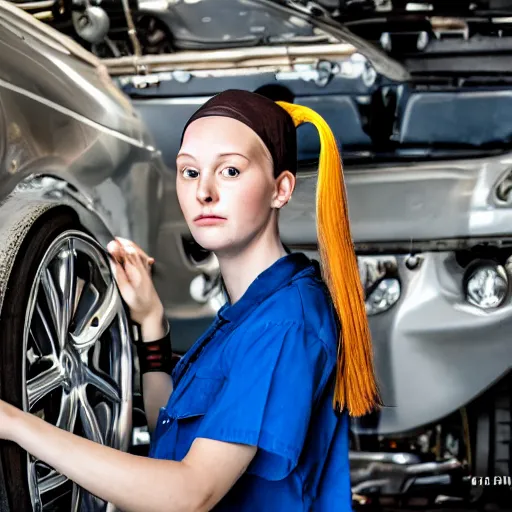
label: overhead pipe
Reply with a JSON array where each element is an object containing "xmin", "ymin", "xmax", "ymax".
[{"xmin": 101, "ymin": 42, "xmax": 356, "ymax": 76}]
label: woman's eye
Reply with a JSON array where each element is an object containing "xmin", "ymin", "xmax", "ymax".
[
  {"xmin": 182, "ymin": 168, "xmax": 199, "ymax": 178},
  {"xmin": 221, "ymin": 167, "xmax": 240, "ymax": 178}
]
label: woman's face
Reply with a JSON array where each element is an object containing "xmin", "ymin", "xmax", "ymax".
[{"xmin": 176, "ymin": 116, "xmax": 292, "ymax": 256}]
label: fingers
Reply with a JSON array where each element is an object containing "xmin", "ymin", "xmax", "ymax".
[
  {"xmin": 107, "ymin": 240, "xmax": 126, "ymax": 265},
  {"xmin": 111, "ymin": 258, "xmax": 131, "ymax": 293},
  {"xmin": 107, "ymin": 238, "xmax": 154, "ymax": 272},
  {"xmin": 115, "ymin": 237, "xmax": 154, "ymax": 266},
  {"xmin": 108, "ymin": 238, "xmax": 155, "ymax": 293},
  {"xmin": 124, "ymin": 244, "xmax": 146, "ymax": 275},
  {"xmin": 108, "ymin": 241, "xmax": 138, "ymax": 285}
]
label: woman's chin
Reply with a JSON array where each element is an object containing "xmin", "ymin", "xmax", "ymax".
[{"xmin": 191, "ymin": 234, "xmax": 232, "ymax": 254}]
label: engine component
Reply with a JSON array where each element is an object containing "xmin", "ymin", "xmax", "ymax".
[{"xmin": 72, "ymin": 5, "xmax": 110, "ymax": 44}]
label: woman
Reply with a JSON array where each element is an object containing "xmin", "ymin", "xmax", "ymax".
[{"xmin": 0, "ymin": 90, "xmax": 379, "ymax": 511}]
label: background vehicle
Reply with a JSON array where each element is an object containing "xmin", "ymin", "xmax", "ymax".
[{"xmin": 4, "ymin": 0, "xmax": 512, "ymax": 509}]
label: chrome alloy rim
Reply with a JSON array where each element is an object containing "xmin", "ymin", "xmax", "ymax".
[{"xmin": 22, "ymin": 231, "xmax": 132, "ymax": 511}]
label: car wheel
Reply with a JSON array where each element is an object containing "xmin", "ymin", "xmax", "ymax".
[{"xmin": 0, "ymin": 212, "xmax": 133, "ymax": 512}]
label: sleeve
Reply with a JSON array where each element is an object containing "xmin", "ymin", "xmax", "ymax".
[{"xmin": 195, "ymin": 320, "xmax": 331, "ymax": 481}]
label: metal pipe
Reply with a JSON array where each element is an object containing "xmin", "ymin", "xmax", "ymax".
[
  {"xmin": 107, "ymin": 58, "xmax": 338, "ymax": 77},
  {"xmin": 350, "ymin": 451, "xmax": 421, "ymax": 465},
  {"xmin": 12, "ymin": 0, "xmax": 54, "ymax": 10},
  {"xmin": 350, "ymin": 454, "xmax": 465, "ymax": 496},
  {"xmin": 33, "ymin": 10, "xmax": 53, "ymax": 20},
  {"xmin": 405, "ymin": 457, "xmax": 462, "ymax": 475},
  {"xmin": 120, "ymin": 0, "xmax": 142, "ymax": 59},
  {"xmin": 102, "ymin": 42, "xmax": 356, "ymax": 75},
  {"xmin": 350, "ymin": 451, "xmax": 462, "ymax": 473}
]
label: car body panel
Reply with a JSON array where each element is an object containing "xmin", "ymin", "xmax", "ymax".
[
  {"xmin": 0, "ymin": 0, "xmax": 146, "ymax": 144},
  {"xmin": 300, "ymin": 249, "xmax": 512, "ymax": 435},
  {"xmin": 0, "ymin": 77, "xmax": 163, "ymax": 254},
  {"xmin": 0, "ymin": 1, "xmax": 166, "ymax": 261},
  {"xmin": 282, "ymin": 154, "xmax": 512, "ymax": 245}
]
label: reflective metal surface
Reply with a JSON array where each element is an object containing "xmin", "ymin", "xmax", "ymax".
[
  {"xmin": 0, "ymin": 1, "xmax": 165, "ymax": 254},
  {"xmin": 282, "ymin": 153, "xmax": 512, "ymax": 245},
  {"xmin": 366, "ymin": 278, "xmax": 401, "ymax": 316},
  {"xmin": 359, "ymin": 256, "xmax": 401, "ymax": 316},
  {"xmin": 465, "ymin": 263, "xmax": 508, "ymax": 309},
  {"xmin": 22, "ymin": 231, "xmax": 132, "ymax": 511},
  {"xmin": 351, "ymin": 453, "xmax": 464, "ymax": 496}
]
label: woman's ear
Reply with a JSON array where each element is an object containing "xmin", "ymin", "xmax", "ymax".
[{"xmin": 272, "ymin": 170, "xmax": 295, "ymax": 209}]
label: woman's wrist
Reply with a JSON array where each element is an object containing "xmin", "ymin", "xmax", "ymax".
[
  {"xmin": 136, "ymin": 309, "xmax": 174, "ymax": 374},
  {"xmin": 139, "ymin": 307, "xmax": 168, "ymax": 343}
]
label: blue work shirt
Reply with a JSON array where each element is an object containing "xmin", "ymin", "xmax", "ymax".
[{"xmin": 149, "ymin": 252, "xmax": 352, "ymax": 511}]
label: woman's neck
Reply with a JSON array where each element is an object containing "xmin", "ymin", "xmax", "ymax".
[{"xmin": 218, "ymin": 234, "xmax": 288, "ymax": 305}]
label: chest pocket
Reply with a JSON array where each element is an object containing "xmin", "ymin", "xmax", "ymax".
[
  {"xmin": 151, "ymin": 368, "xmax": 226, "ymax": 461},
  {"xmin": 163, "ymin": 367, "xmax": 226, "ymax": 461},
  {"xmin": 172, "ymin": 366, "xmax": 226, "ymax": 420}
]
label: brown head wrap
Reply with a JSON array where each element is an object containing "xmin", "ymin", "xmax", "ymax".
[{"xmin": 180, "ymin": 89, "xmax": 297, "ymax": 177}]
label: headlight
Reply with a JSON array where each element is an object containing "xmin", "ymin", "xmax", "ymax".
[
  {"xmin": 366, "ymin": 278, "xmax": 401, "ymax": 316},
  {"xmin": 465, "ymin": 263, "xmax": 508, "ymax": 309}
]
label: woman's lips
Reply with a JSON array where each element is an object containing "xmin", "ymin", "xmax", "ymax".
[{"xmin": 194, "ymin": 216, "xmax": 227, "ymax": 226}]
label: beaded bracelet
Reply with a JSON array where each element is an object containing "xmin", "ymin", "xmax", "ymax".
[{"xmin": 136, "ymin": 330, "xmax": 174, "ymax": 374}]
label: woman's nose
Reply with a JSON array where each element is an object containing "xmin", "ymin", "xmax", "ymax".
[{"xmin": 196, "ymin": 176, "xmax": 218, "ymax": 204}]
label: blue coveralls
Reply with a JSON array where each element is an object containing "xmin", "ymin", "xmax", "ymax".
[{"xmin": 149, "ymin": 252, "xmax": 353, "ymax": 511}]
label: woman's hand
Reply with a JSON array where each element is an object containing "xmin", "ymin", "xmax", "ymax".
[{"xmin": 107, "ymin": 238, "xmax": 167, "ymax": 340}]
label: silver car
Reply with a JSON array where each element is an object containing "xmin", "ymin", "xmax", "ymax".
[
  {"xmin": 2, "ymin": 0, "xmax": 512, "ymax": 510},
  {"xmin": 0, "ymin": 2, "xmax": 166, "ymax": 510}
]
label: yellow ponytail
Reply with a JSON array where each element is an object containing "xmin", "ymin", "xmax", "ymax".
[{"xmin": 276, "ymin": 101, "xmax": 381, "ymax": 417}]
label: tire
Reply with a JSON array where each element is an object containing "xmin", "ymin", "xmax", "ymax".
[
  {"xmin": 0, "ymin": 212, "xmax": 133, "ymax": 512},
  {"xmin": 470, "ymin": 372, "xmax": 512, "ymax": 507}
]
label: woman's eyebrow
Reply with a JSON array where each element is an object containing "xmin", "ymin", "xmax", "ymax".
[
  {"xmin": 218, "ymin": 152, "xmax": 250, "ymax": 162},
  {"xmin": 176, "ymin": 152, "xmax": 195, "ymax": 160}
]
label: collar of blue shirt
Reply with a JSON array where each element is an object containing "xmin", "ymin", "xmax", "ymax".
[{"xmin": 217, "ymin": 252, "xmax": 321, "ymax": 325}]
